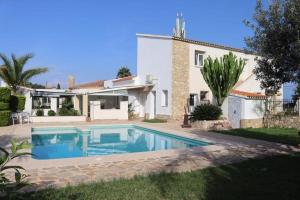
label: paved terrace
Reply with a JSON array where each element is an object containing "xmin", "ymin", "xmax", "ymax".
[{"xmin": 0, "ymin": 120, "xmax": 299, "ymax": 192}]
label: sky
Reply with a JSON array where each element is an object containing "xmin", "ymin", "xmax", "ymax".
[{"xmin": 2, "ymin": 0, "xmax": 295, "ymax": 98}]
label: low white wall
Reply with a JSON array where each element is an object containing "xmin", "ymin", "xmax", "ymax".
[
  {"xmin": 31, "ymin": 116, "xmax": 86, "ymax": 123},
  {"xmin": 90, "ymin": 101, "xmax": 128, "ymax": 120}
]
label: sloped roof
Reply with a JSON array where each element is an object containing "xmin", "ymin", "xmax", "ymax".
[
  {"xmin": 112, "ymin": 76, "xmax": 135, "ymax": 83},
  {"xmin": 73, "ymin": 80, "xmax": 104, "ymax": 89},
  {"xmin": 230, "ymin": 89, "xmax": 267, "ymax": 99}
]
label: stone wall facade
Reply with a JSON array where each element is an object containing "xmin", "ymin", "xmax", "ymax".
[
  {"xmin": 171, "ymin": 40, "xmax": 189, "ymax": 120},
  {"xmin": 191, "ymin": 120, "xmax": 231, "ymax": 131},
  {"xmin": 263, "ymin": 115, "xmax": 300, "ymax": 129},
  {"xmin": 240, "ymin": 119, "xmax": 263, "ymax": 128}
]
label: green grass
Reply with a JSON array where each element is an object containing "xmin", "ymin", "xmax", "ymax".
[
  {"xmin": 143, "ymin": 118, "xmax": 167, "ymax": 123},
  {"xmin": 9, "ymin": 153, "xmax": 300, "ymax": 200},
  {"xmin": 215, "ymin": 128, "xmax": 300, "ymax": 146}
]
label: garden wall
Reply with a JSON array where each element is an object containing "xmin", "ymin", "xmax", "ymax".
[
  {"xmin": 191, "ymin": 120, "xmax": 231, "ymax": 131},
  {"xmin": 263, "ymin": 115, "xmax": 300, "ymax": 129}
]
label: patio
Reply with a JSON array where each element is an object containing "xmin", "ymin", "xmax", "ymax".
[{"xmin": 1, "ymin": 120, "xmax": 299, "ymax": 192}]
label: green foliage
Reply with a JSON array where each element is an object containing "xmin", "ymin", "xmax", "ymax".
[
  {"xmin": 143, "ymin": 118, "xmax": 167, "ymax": 123},
  {"xmin": 0, "ymin": 140, "xmax": 31, "ymax": 195},
  {"xmin": 47, "ymin": 110, "xmax": 56, "ymax": 116},
  {"xmin": 58, "ymin": 107, "xmax": 79, "ymax": 116},
  {"xmin": 190, "ymin": 104, "xmax": 222, "ymax": 121},
  {"xmin": 128, "ymin": 103, "xmax": 135, "ymax": 119},
  {"xmin": 56, "ymin": 83, "xmax": 61, "ymax": 89},
  {"xmin": 0, "ymin": 87, "xmax": 11, "ymax": 102},
  {"xmin": 201, "ymin": 52, "xmax": 245, "ymax": 106},
  {"xmin": 244, "ymin": 0, "xmax": 300, "ymax": 94},
  {"xmin": 58, "ymin": 99, "xmax": 79, "ymax": 116},
  {"xmin": 0, "ymin": 110, "xmax": 11, "ymax": 126},
  {"xmin": 0, "ymin": 53, "xmax": 48, "ymax": 93},
  {"xmin": 0, "ymin": 102, "xmax": 9, "ymax": 110},
  {"xmin": 25, "ymin": 82, "xmax": 45, "ymax": 89},
  {"xmin": 10, "ymin": 95, "xmax": 26, "ymax": 112},
  {"xmin": 36, "ymin": 109, "xmax": 44, "ymax": 116},
  {"xmin": 116, "ymin": 66, "xmax": 132, "ymax": 78}
]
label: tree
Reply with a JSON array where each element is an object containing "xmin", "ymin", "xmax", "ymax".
[
  {"xmin": 57, "ymin": 83, "xmax": 61, "ymax": 89},
  {"xmin": 116, "ymin": 66, "xmax": 131, "ymax": 78},
  {"xmin": 0, "ymin": 53, "xmax": 48, "ymax": 93},
  {"xmin": 201, "ymin": 52, "xmax": 245, "ymax": 106},
  {"xmin": 25, "ymin": 82, "xmax": 46, "ymax": 89},
  {"xmin": 245, "ymin": 0, "xmax": 300, "ymax": 94}
]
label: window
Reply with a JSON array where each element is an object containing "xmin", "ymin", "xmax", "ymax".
[
  {"xmin": 32, "ymin": 97, "xmax": 51, "ymax": 109},
  {"xmin": 200, "ymin": 91, "xmax": 209, "ymax": 104},
  {"xmin": 161, "ymin": 90, "xmax": 168, "ymax": 107},
  {"xmin": 189, "ymin": 94, "xmax": 195, "ymax": 106},
  {"xmin": 195, "ymin": 51, "xmax": 204, "ymax": 67}
]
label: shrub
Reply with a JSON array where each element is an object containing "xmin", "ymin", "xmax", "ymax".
[
  {"xmin": 143, "ymin": 118, "xmax": 167, "ymax": 123},
  {"xmin": 59, "ymin": 107, "xmax": 79, "ymax": 116},
  {"xmin": 10, "ymin": 95, "xmax": 26, "ymax": 112},
  {"xmin": 48, "ymin": 110, "xmax": 56, "ymax": 116},
  {"xmin": 0, "ymin": 102, "xmax": 9, "ymax": 110},
  {"xmin": 190, "ymin": 104, "xmax": 222, "ymax": 121},
  {"xmin": 36, "ymin": 109, "xmax": 44, "ymax": 116},
  {"xmin": 0, "ymin": 140, "xmax": 31, "ymax": 195},
  {"xmin": 0, "ymin": 110, "xmax": 11, "ymax": 126},
  {"xmin": 0, "ymin": 87, "xmax": 11, "ymax": 102}
]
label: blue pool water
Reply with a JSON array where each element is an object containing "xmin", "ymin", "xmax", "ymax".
[{"xmin": 31, "ymin": 125, "xmax": 211, "ymax": 160}]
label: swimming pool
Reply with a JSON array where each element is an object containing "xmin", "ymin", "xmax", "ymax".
[{"xmin": 31, "ymin": 125, "xmax": 211, "ymax": 159}]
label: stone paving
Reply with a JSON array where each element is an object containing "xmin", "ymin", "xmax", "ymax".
[{"xmin": 1, "ymin": 120, "xmax": 299, "ymax": 192}]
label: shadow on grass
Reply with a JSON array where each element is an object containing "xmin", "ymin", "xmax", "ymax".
[{"xmin": 214, "ymin": 128, "xmax": 300, "ymax": 146}]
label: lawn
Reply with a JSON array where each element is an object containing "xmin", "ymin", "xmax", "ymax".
[
  {"xmin": 215, "ymin": 128, "xmax": 300, "ymax": 146},
  {"xmin": 9, "ymin": 153, "xmax": 300, "ymax": 200}
]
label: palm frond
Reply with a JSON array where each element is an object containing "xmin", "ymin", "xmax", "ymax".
[{"xmin": 21, "ymin": 68, "xmax": 48, "ymax": 84}]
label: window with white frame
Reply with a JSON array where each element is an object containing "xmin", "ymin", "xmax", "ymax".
[
  {"xmin": 195, "ymin": 51, "xmax": 204, "ymax": 67},
  {"xmin": 161, "ymin": 90, "xmax": 168, "ymax": 107}
]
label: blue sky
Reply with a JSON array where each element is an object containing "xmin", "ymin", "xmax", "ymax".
[
  {"xmin": 1, "ymin": 0, "xmax": 296, "ymax": 98},
  {"xmin": 0, "ymin": 0, "xmax": 259, "ymax": 87}
]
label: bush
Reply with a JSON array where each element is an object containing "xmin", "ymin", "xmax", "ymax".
[
  {"xmin": 36, "ymin": 109, "xmax": 44, "ymax": 116},
  {"xmin": 59, "ymin": 107, "xmax": 79, "ymax": 116},
  {"xmin": 0, "ymin": 87, "xmax": 11, "ymax": 102},
  {"xmin": 10, "ymin": 95, "xmax": 26, "ymax": 112},
  {"xmin": 0, "ymin": 102, "xmax": 9, "ymax": 110},
  {"xmin": 0, "ymin": 110, "xmax": 11, "ymax": 126},
  {"xmin": 190, "ymin": 104, "xmax": 222, "ymax": 121},
  {"xmin": 143, "ymin": 118, "xmax": 167, "ymax": 123},
  {"xmin": 48, "ymin": 110, "xmax": 56, "ymax": 116}
]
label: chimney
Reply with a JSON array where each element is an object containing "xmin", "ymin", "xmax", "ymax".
[{"xmin": 68, "ymin": 75, "xmax": 75, "ymax": 89}]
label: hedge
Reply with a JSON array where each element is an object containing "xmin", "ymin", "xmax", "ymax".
[
  {"xmin": 10, "ymin": 95, "xmax": 26, "ymax": 112},
  {"xmin": 0, "ymin": 110, "xmax": 11, "ymax": 126},
  {"xmin": 0, "ymin": 87, "xmax": 11, "ymax": 102},
  {"xmin": 48, "ymin": 110, "xmax": 56, "ymax": 116},
  {"xmin": 0, "ymin": 102, "xmax": 10, "ymax": 110}
]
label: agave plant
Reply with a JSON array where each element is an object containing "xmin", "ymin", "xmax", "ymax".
[
  {"xmin": 0, "ymin": 53, "xmax": 48, "ymax": 94},
  {"xmin": 0, "ymin": 140, "xmax": 32, "ymax": 194},
  {"xmin": 201, "ymin": 52, "xmax": 245, "ymax": 106}
]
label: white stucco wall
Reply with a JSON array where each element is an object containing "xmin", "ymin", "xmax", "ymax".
[
  {"xmin": 89, "ymin": 100, "xmax": 128, "ymax": 120},
  {"xmin": 137, "ymin": 34, "xmax": 173, "ymax": 117},
  {"xmin": 188, "ymin": 43, "xmax": 264, "ymax": 104},
  {"xmin": 241, "ymin": 99, "xmax": 265, "ymax": 119}
]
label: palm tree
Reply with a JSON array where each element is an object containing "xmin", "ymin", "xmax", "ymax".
[
  {"xmin": 201, "ymin": 52, "xmax": 245, "ymax": 106},
  {"xmin": 116, "ymin": 66, "xmax": 132, "ymax": 78},
  {"xmin": 0, "ymin": 53, "xmax": 48, "ymax": 93}
]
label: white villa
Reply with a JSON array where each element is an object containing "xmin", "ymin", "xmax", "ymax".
[{"xmin": 1, "ymin": 14, "xmax": 283, "ymax": 128}]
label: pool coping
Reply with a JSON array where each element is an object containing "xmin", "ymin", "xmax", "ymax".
[{"xmin": 12, "ymin": 124, "xmax": 223, "ymax": 170}]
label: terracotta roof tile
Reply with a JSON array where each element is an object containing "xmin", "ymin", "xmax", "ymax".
[
  {"xmin": 230, "ymin": 89, "xmax": 267, "ymax": 99},
  {"xmin": 73, "ymin": 80, "xmax": 104, "ymax": 89},
  {"xmin": 113, "ymin": 76, "xmax": 135, "ymax": 83}
]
